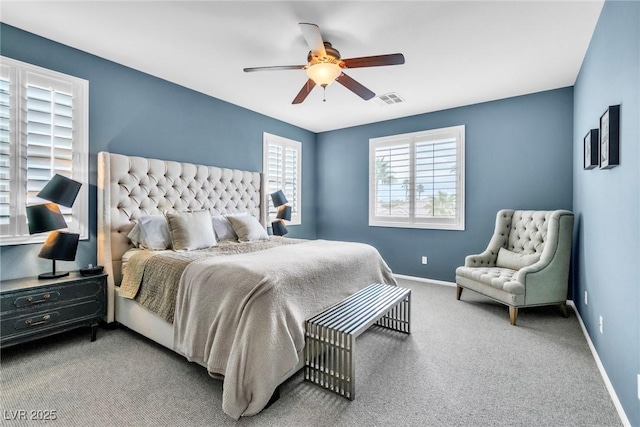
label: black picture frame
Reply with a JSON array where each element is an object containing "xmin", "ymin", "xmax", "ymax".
[
  {"xmin": 583, "ymin": 129, "xmax": 599, "ymax": 169},
  {"xmin": 599, "ymin": 105, "xmax": 620, "ymax": 169}
]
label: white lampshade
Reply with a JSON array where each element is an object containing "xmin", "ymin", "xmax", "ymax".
[{"xmin": 306, "ymin": 62, "xmax": 342, "ymax": 87}]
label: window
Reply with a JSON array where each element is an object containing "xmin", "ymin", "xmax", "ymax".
[
  {"xmin": 0, "ymin": 56, "xmax": 88, "ymax": 246},
  {"xmin": 263, "ymin": 133, "xmax": 301, "ymax": 225},
  {"xmin": 369, "ymin": 125, "xmax": 465, "ymax": 230}
]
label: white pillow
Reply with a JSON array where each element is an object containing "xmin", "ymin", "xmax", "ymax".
[
  {"xmin": 211, "ymin": 212, "xmax": 248, "ymax": 241},
  {"xmin": 496, "ymin": 248, "xmax": 541, "ymax": 270},
  {"xmin": 127, "ymin": 215, "xmax": 171, "ymax": 250},
  {"xmin": 166, "ymin": 210, "xmax": 217, "ymax": 251},
  {"xmin": 227, "ymin": 215, "xmax": 269, "ymax": 242}
]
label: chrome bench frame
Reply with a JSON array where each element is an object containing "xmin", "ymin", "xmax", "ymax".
[{"xmin": 304, "ymin": 283, "xmax": 411, "ymax": 400}]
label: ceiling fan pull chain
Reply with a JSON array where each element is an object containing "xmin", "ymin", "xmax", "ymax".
[{"xmin": 323, "ymin": 86, "xmax": 327, "ymax": 102}]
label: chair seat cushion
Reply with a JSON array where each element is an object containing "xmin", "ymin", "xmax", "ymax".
[{"xmin": 455, "ymin": 266, "xmax": 525, "ymax": 295}]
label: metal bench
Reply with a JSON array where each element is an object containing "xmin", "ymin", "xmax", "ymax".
[{"xmin": 304, "ymin": 283, "xmax": 411, "ymax": 400}]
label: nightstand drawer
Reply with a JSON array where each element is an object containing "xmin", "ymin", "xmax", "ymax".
[
  {"xmin": 1, "ymin": 299, "xmax": 103, "ymax": 340},
  {"xmin": 12, "ymin": 291, "xmax": 61, "ymax": 308},
  {"xmin": 1, "ymin": 277, "xmax": 103, "ymax": 314}
]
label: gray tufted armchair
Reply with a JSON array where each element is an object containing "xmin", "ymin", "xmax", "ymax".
[{"xmin": 455, "ymin": 209, "xmax": 574, "ymax": 325}]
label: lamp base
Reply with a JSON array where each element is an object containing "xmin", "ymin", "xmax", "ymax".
[
  {"xmin": 271, "ymin": 220, "xmax": 288, "ymax": 236},
  {"xmin": 38, "ymin": 271, "xmax": 70, "ymax": 280}
]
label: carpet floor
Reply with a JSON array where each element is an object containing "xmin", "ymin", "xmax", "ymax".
[{"xmin": 0, "ymin": 279, "xmax": 622, "ymax": 426}]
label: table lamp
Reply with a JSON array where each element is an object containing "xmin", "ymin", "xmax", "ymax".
[
  {"xmin": 25, "ymin": 174, "xmax": 82, "ymax": 279},
  {"xmin": 270, "ymin": 190, "xmax": 291, "ymax": 236}
]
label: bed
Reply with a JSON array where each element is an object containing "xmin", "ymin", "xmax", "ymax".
[{"xmin": 97, "ymin": 152, "xmax": 396, "ymax": 419}]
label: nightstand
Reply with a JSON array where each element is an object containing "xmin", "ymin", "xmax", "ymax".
[{"xmin": 0, "ymin": 272, "xmax": 107, "ymax": 348}]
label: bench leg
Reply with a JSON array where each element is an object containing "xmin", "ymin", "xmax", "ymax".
[
  {"xmin": 456, "ymin": 285, "xmax": 463, "ymax": 300},
  {"xmin": 347, "ymin": 333, "xmax": 355, "ymax": 400},
  {"xmin": 375, "ymin": 294, "xmax": 411, "ymax": 334},
  {"xmin": 305, "ymin": 325, "xmax": 355, "ymax": 400}
]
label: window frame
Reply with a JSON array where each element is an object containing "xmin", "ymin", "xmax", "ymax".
[
  {"xmin": 368, "ymin": 125, "xmax": 465, "ymax": 231},
  {"xmin": 0, "ymin": 56, "xmax": 88, "ymax": 246},
  {"xmin": 262, "ymin": 132, "xmax": 302, "ymax": 226}
]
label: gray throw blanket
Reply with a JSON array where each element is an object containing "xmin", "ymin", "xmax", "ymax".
[
  {"xmin": 173, "ymin": 239, "xmax": 396, "ymax": 419},
  {"xmin": 120, "ymin": 237, "xmax": 304, "ymax": 322}
]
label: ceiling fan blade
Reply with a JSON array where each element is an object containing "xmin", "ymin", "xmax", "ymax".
[
  {"xmin": 299, "ymin": 22, "xmax": 326, "ymax": 58},
  {"xmin": 243, "ymin": 65, "xmax": 306, "ymax": 72},
  {"xmin": 335, "ymin": 73, "xmax": 375, "ymax": 100},
  {"xmin": 342, "ymin": 53, "xmax": 405, "ymax": 69},
  {"xmin": 292, "ymin": 79, "xmax": 317, "ymax": 104}
]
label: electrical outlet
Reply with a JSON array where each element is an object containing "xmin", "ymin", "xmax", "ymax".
[
  {"xmin": 584, "ymin": 291, "xmax": 588, "ymax": 305},
  {"xmin": 421, "ymin": 256, "xmax": 428, "ymax": 265},
  {"xmin": 599, "ymin": 316, "xmax": 604, "ymax": 334}
]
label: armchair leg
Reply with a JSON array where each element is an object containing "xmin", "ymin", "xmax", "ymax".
[
  {"xmin": 559, "ymin": 303, "xmax": 569, "ymax": 318},
  {"xmin": 509, "ymin": 306, "xmax": 518, "ymax": 326},
  {"xmin": 456, "ymin": 285, "xmax": 463, "ymax": 300}
]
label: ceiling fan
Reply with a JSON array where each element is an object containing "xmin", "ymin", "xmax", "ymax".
[{"xmin": 243, "ymin": 23, "xmax": 405, "ymax": 104}]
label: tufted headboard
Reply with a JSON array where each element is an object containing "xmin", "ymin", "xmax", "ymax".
[{"xmin": 97, "ymin": 152, "xmax": 266, "ymax": 322}]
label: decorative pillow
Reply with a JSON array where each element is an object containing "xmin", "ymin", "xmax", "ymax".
[
  {"xmin": 127, "ymin": 215, "xmax": 171, "ymax": 250},
  {"xmin": 211, "ymin": 212, "xmax": 248, "ymax": 241},
  {"xmin": 227, "ymin": 215, "xmax": 269, "ymax": 242},
  {"xmin": 496, "ymin": 247, "xmax": 541, "ymax": 270},
  {"xmin": 166, "ymin": 210, "xmax": 217, "ymax": 251}
]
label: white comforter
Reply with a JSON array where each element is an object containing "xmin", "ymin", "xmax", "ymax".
[{"xmin": 173, "ymin": 239, "xmax": 396, "ymax": 419}]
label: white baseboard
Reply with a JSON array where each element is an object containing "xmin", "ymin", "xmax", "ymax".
[
  {"xmin": 567, "ymin": 301, "xmax": 630, "ymax": 427},
  {"xmin": 393, "ymin": 273, "xmax": 456, "ymax": 287},
  {"xmin": 394, "ymin": 275, "xmax": 630, "ymax": 426}
]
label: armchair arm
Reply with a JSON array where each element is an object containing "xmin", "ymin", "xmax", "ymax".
[
  {"xmin": 465, "ymin": 251, "xmax": 496, "ymax": 267},
  {"xmin": 464, "ymin": 209, "xmax": 515, "ymax": 267},
  {"xmin": 515, "ymin": 211, "xmax": 574, "ymax": 305}
]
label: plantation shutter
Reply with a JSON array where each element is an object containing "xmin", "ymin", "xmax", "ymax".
[
  {"xmin": 262, "ymin": 133, "xmax": 302, "ymax": 225},
  {"xmin": 373, "ymin": 141, "xmax": 410, "ymax": 220},
  {"xmin": 0, "ymin": 56, "xmax": 88, "ymax": 245},
  {"xmin": 415, "ymin": 136, "xmax": 457, "ymax": 219},
  {"xmin": 0, "ymin": 68, "xmax": 11, "ymax": 228},
  {"xmin": 266, "ymin": 143, "xmax": 283, "ymax": 216},
  {"xmin": 369, "ymin": 125, "xmax": 464, "ymax": 230},
  {"xmin": 283, "ymin": 147, "xmax": 298, "ymax": 215},
  {"xmin": 26, "ymin": 79, "xmax": 75, "ymax": 225}
]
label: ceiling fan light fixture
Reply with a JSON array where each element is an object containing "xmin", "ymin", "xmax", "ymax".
[{"xmin": 306, "ymin": 62, "xmax": 342, "ymax": 87}]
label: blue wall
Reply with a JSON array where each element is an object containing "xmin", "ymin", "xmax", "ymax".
[
  {"xmin": 316, "ymin": 88, "xmax": 574, "ymax": 282},
  {"xmin": 0, "ymin": 23, "xmax": 317, "ymax": 280},
  {"xmin": 573, "ymin": 1, "xmax": 640, "ymax": 425}
]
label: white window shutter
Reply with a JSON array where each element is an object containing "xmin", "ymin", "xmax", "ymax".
[
  {"xmin": 369, "ymin": 125, "xmax": 465, "ymax": 230},
  {"xmin": 263, "ymin": 133, "xmax": 302, "ymax": 226},
  {"xmin": 0, "ymin": 56, "xmax": 88, "ymax": 246},
  {"xmin": 25, "ymin": 84, "xmax": 75, "ymax": 224},
  {"xmin": 0, "ymin": 70, "xmax": 11, "ymax": 229}
]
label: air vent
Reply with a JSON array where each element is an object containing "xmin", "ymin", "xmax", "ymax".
[{"xmin": 375, "ymin": 92, "xmax": 404, "ymax": 106}]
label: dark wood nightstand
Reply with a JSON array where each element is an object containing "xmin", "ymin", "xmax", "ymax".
[{"xmin": 0, "ymin": 272, "xmax": 107, "ymax": 348}]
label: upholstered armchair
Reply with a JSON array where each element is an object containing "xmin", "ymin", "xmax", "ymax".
[{"xmin": 455, "ymin": 210, "xmax": 574, "ymax": 325}]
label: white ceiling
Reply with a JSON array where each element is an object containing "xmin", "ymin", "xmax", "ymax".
[{"xmin": 1, "ymin": 1, "xmax": 603, "ymax": 133}]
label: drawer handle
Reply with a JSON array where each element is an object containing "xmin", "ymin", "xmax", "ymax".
[
  {"xmin": 25, "ymin": 314, "xmax": 52, "ymax": 326},
  {"xmin": 27, "ymin": 294, "xmax": 51, "ymax": 304}
]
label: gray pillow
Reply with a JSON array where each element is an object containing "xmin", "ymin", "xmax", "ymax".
[
  {"xmin": 211, "ymin": 212, "xmax": 248, "ymax": 241},
  {"xmin": 166, "ymin": 210, "xmax": 217, "ymax": 251},
  {"xmin": 227, "ymin": 215, "xmax": 269, "ymax": 242},
  {"xmin": 496, "ymin": 247, "xmax": 540, "ymax": 270}
]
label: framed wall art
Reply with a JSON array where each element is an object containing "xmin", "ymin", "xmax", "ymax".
[
  {"xmin": 583, "ymin": 129, "xmax": 599, "ymax": 169},
  {"xmin": 599, "ymin": 104, "xmax": 620, "ymax": 169}
]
